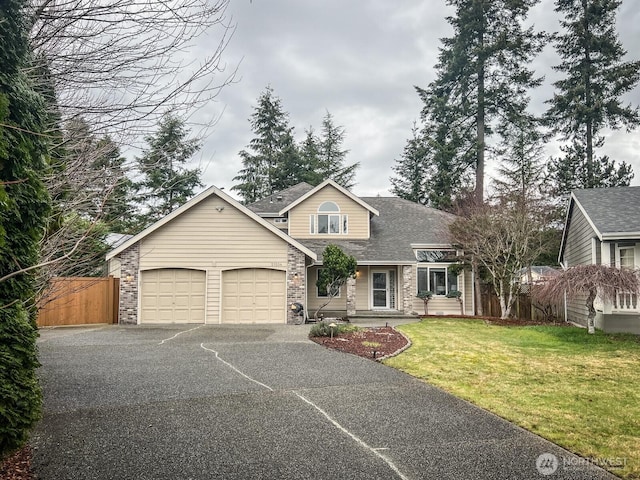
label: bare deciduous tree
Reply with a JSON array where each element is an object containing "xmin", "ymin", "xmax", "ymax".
[
  {"xmin": 533, "ymin": 264, "xmax": 640, "ymax": 334},
  {"xmin": 450, "ymin": 202, "xmax": 550, "ymax": 319},
  {"xmin": 29, "ymin": 0, "xmax": 236, "ymax": 139},
  {"xmin": 1, "ymin": 0, "xmax": 237, "ymax": 304}
]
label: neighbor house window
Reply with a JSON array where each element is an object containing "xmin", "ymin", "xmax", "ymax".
[
  {"xmin": 417, "ymin": 267, "xmax": 458, "ymax": 296},
  {"xmin": 619, "ymin": 247, "xmax": 635, "ymax": 269},
  {"xmin": 311, "ymin": 202, "xmax": 347, "ymax": 235},
  {"xmin": 316, "ymin": 269, "xmax": 341, "ymax": 297}
]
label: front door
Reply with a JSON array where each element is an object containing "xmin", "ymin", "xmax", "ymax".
[{"xmin": 372, "ymin": 270, "xmax": 389, "ymax": 309}]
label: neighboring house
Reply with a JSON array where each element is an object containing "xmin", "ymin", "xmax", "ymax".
[
  {"xmin": 106, "ymin": 179, "xmax": 473, "ymax": 324},
  {"xmin": 559, "ymin": 186, "xmax": 640, "ymax": 334},
  {"xmin": 514, "ymin": 266, "xmax": 559, "ymax": 285}
]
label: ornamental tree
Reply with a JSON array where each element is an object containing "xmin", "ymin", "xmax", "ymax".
[
  {"xmin": 315, "ymin": 244, "xmax": 357, "ymax": 321},
  {"xmin": 533, "ymin": 264, "xmax": 640, "ymax": 334}
]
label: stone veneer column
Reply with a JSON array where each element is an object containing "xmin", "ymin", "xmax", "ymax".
[
  {"xmin": 402, "ymin": 265, "xmax": 415, "ymax": 314},
  {"xmin": 346, "ymin": 276, "xmax": 356, "ymax": 316},
  {"xmin": 287, "ymin": 245, "xmax": 306, "ymax": 324},
  {"xmin": 118, "ymin": 244, "xmax": 140, "ymax": 324}
]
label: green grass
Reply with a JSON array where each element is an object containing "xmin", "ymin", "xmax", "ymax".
[{"xmin": 385, "ymin": 318, "xmax": 640, "ymax": 479}]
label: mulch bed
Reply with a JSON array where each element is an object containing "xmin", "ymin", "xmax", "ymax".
[
  {"xmin": 309, "ymin": 326, "xmax": 410, "ymax": 360},
  {"xmin": 0, "ymin": 446, "xmax": 34, "ymax": 480}
]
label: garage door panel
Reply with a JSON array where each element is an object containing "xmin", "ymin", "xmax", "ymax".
[
  {"xmin": 222, "ymin": 269, "xmax": 285, "ymax": 324},
  {"xmin": 141, "ymin": 269, "xmax": 206, "ymax": 324}
]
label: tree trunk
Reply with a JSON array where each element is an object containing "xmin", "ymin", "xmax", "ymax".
[
  {"xmin": 582, "ymin": 0, "xmax": 594, "ymax": 185},
  {"xmin": 586, "ymin": 288, "xmax": 596, "ymax": 334},
  {"xmin": 473, "ymin": 258, "xmax": 483, "ymax": 315}
]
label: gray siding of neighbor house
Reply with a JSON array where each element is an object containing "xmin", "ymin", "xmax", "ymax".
[
  {"xmin": 563, "ymin": 206, "xmax": 598, "ymax": 327},
  {"xmin": 595, "ymin": 312, "xmax": 640, "ymax": 334}
]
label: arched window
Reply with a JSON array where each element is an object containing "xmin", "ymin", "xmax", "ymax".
[
  {"xmin": 310, "ymin": 202, "xmax": 348, "ymax": 235},
  {"xmin": 318, "ymin": 201, "xmax": 339, "ymax": 212}
]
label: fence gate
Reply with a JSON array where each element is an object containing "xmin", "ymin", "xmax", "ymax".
[{"xmin": 37, "ymin": 277, "xmax": 119, "ymax": 327}]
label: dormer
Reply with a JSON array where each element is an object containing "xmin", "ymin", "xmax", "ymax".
[{"xmin": 279, "ymin": 180, "xmax": 379, "ymax": 240}]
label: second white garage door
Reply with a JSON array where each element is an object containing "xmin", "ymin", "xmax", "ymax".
[
  {"xmin": 140, "ymin": 269, "xmax": 206, "ymax": 324},
  {"xmin": 222, "ymin": 269, "xmax": 286, "ymax": 324}
]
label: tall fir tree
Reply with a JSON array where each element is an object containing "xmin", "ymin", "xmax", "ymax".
[
  {"xmin": 418, "ymin": 0, "xmax": 544, "ymax": 204},
  {"xmin": 298, "ymin": 127, "xmax": 323, "ymax": 186},
  {"xmin": 390, "ymin": 123, "xmax": 429, "ymax": 204},
  {"xmin": 0, "ymin": 0, "xmax": 51, "ymax": 455},
  {"xmin": 232, "ymin": 86, "xmax": 300, "ymax": 203},
  {"xmin": 316, "ymin": 111, "xmax": 358, "ymax": 189},
  {"xmin": 545, "ymin": 0, "xmax": 639, "ymax": 194},
  {"xmin": 493, "ymin": 111, "xmax": 547, "ymax": 208},
  {"xmin": 135, "ymin": 114, "xmax": 202, "ymax": 228}
]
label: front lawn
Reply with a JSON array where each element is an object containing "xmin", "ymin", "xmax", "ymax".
[{"xmin": 385, "ymin": 318, "xmax": 640, "ymax": 479}]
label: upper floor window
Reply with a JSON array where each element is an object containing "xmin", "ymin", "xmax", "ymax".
[
  {"xmin": 319, "ymin": 201, "xmax": 339, "ymax": 212},
  {"xmin": 310, "ymin": 202, "xmax": 348, "ymax": 235}
]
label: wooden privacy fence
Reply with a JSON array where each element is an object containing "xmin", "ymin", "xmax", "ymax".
[
  {"xmin": 37, "ymin": 277, "xmax": 119, "ymax": 327},
  {"xmin": 480, "ymin": 289, "xmax": 566, "ymax": 322}
]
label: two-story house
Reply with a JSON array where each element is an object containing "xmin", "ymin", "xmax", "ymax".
[{"xmin": 106, "ymin": 179, "xmax": 474, "ymax": 324}]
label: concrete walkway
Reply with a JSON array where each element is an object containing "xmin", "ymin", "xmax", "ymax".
[{"xmin": 32, "ymin": 324, "xmax": 617, "ymax": 479}]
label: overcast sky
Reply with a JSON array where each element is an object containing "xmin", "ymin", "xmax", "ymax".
[{"xmin": 193, "ymin": 0, "xmax": 640, "ymax": 199}]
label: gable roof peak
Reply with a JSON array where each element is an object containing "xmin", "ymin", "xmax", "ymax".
[{"xmin": 278, "ymin": 179, "xmax": 379, "ymax": 216}]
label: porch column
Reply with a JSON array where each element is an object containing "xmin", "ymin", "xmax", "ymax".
[
  {"xmin": 118, "ymin": 244, "xmax": 140, "ymax": 325},
  {"xmin": 287, "ymin": 245, "xmax": 306, "ymax": 324},
  {"xmin": 346, "ymin": 276, "xmax": 356, "ymax": 316},
  {"xmin": 402, "ymin": 265, "xmax": 414, "ymax": 314}
]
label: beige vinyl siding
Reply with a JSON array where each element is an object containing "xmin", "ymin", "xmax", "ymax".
[
  {"xmin": 355, "ymin": 266, "xmax": 370, "ymax": 310},
  {"xmin": 306, "ymin": 265, "xmax": 347, "ymax": 312},
  {"xmin": 139, "ymin": 193, "xmax": 289, "ymax": 323},
  {"xmin": 288, "ymin": 184, "xmax": 371, "ymax": 239},
  {"xmin": 463, "ymin": 270, "xmax": 473, "ymax": 315},
  {"xmin": 563, "ymin": 206, "xmax": 598, "ymax": 326},
  {"xmin": 108, "ymin": 258, "xmax": 121, "ymax": 278}
]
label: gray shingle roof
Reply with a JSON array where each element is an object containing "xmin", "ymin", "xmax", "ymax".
[
  {"xmin": 300, "ymin": 196, "xmax": 457, "ymax": 263},
  {"xmin": 573, "ymin": 186, "xmax": 640, "ymax": 236},
  {"xmin": 247, "ymin": 183, "xmax": 314, "ymax": 215}
]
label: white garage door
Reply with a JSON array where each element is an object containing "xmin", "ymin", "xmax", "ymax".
[
  {"xmin": 141, "ymin": 269, "xmax": 206, "ymax": 324},
  {"xmin": 222, "ymin": 269, "xmax": 286, "ymax": 324}
]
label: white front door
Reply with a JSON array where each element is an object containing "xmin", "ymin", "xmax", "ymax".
[{"xmin": 372, "ymin": 270, "xmax": 389, "ymax": 309}]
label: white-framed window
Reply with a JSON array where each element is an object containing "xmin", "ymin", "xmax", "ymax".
[
  {"xmin": 316, "ymin": 268, "xmax": 341, "ymax": 297},
  {"xmin": 274, "ymin": 217, "xmax": 288, "ymax": 224},
  {"xmin": 619, "ymin": 247, "xmax": 635, "ymax": 269},
  {"xmin": 311, "ymin": 202, "xmax": 347, "ymax": 235},
  {"xmin": 417, "ymin": 267, "xmax": 458, "ymax": 296}
]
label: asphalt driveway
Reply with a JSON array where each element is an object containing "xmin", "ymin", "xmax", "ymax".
[{"xmin": 32, "ymin": 324, "xmax": 617, "ymax": 479}]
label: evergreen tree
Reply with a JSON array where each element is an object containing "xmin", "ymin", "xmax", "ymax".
[
  {"xmin": 418, "ymin": 0, "xmax": 544, "ymax": 203},
  {"xmin": 545, "ymin": 0, "xmax": 640, "ymax": 194},
  {"xmin": 135, "ymin": 114, "xmax": 202, "ymax": 228},
  {"xmin": 298, "ymin": 127, "xmax": 323, "ymax": 186},
  {"xmin": 316, "ymin": 111, "xmax": 358, "ymax": 189},
  {"xmin": 95, "ymin": 136, "xmax": 137, "ymax": 234},
  {"xmin": 493, "ymin": 111, "xmax": 547, "ymax": 208},
  {"xmin": 390, "ymin": 124, "xmax": 429, "ymax": 204},
  {"xmin": 0, "ymin": 0, "xmax": 51, "ymax": 456},
  {"xmin": 232, "ymin": 86, "xmax": 300, "ymax": 203}
]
